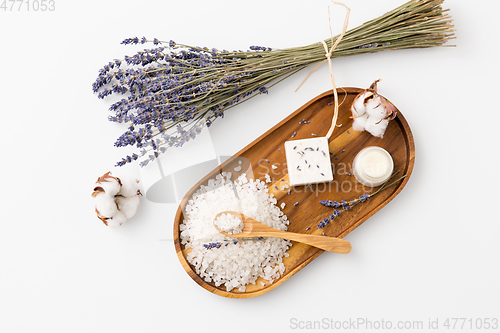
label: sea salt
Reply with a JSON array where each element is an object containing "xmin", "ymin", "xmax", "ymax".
[
  {"xmin": 180, "ymin": 173, "xmax": 291, "ymax": 292},
  {"xmin": 265, "ymin": 174, "xmax": 271, "ymax": 183},
  {"xmin": 214, "ymin": 213, "xmax": 244, "ymax": 235}
]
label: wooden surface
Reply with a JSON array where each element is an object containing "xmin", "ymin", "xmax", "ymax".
[
  {"xmin": 213, "ymin": 211, "xmax": 352, "ymax": 254},
  {"xmin": 173, "ymin": 88, "xmax": 415, "ymax": 298}
]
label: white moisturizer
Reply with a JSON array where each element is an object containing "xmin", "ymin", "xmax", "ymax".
[{"xmin": 352, "ymin": 146, "xmax": 394, "ymax": 187}]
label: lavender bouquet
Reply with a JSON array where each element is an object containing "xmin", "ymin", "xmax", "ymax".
[{"xmin": 92, "ymin": 0, "xmax": 454, "ymax": 167}]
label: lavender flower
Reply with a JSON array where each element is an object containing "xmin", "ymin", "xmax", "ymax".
[
  {"xmin": 317, "ymin": 217, "xmax": 330, "ymax": 229},
  {"xmin": 314, "ymin": 171, "xmax": 407, "ymax": 230},
  {"xmin": 203, "ymin": 242, "xmax": 223, "ymax": 250},
  {"xmin": 92, "ymin": 0, "xmax": 454, "ymax": 167},
  {"xmin": 93, "ymin": 39, "xmax": 304, "ymax": 167}
]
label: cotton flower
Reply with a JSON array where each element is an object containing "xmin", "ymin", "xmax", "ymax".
[
  {"xmin": 116, "ymin": 195, "xmax": 140, "ymax": 219},
  {"xmin": 93, "ymin": 192, "xmax": 118, "ymax": 217},
  {"xmin": 351, "ymin": 79, "xmax": 397, "ymax": 138},
  {"xmin": 352, "ymin": 113, "xmax": 368, "ymax": 132},
  {"xmin": 116, "ymin": 176, "xmax": 141, "ymax": 197},
  {"xmin": 351, "ymin": 91, "xmax": 369, "ymax": 117},
  {"xmin": 364, "ymin": 116, "xmax": 389, "ymax": 138},
  {"xmin": 92, "ymin": 171, "xmax": 142, "ymax": 226}
]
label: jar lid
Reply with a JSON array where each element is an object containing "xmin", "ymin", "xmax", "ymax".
[{"xmin": 353, "ymin": 146, "xmax": 394, "ymax": 187}]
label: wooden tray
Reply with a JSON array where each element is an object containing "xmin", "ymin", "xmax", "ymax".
[{"xmin": 173, "ymin": 88, "xmax": 415, "ymax": 298}]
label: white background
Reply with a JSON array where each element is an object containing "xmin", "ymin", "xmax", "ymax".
[{"xmin": 1, "ymin": 0, "xmax": 499, "ymax": 332}]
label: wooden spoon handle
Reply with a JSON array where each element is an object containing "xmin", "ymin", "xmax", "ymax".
[
  {"xmin": 250, "ymin": 230, "xmax": 351, "ymax": 254},
  {"xmin": 215, "ymin": 211, "xmax": 352, "ymax": 254}
]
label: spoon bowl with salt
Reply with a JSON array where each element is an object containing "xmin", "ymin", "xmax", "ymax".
[{"xmin": 213, "ymin": 211, "xmax": 351, "ymax": 254}]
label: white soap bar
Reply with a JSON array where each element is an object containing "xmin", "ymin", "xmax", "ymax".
[{"xmin": 284, "ymin": 137, "xmax": 334, "ymax": 186}]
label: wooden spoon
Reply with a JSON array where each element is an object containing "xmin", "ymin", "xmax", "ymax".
[{"xmin": 213, "ymin": 211, "xmax": 351, "ymax": 254}]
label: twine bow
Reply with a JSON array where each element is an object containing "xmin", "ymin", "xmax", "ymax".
[{"xmin": 296, "ymin": 1, "xmax": 350, "ymax": 140}]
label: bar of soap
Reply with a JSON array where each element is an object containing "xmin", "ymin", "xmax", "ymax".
[{"xmin": 284, "ymin": 137, "xmax": 334, "ymax": 186}]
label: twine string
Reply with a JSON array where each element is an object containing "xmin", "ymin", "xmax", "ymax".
[{"xmin": 295, "ymin": 1, "xmax": 350, "ymax": 140}]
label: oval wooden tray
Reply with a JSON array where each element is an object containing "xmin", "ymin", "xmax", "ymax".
[{"xmin": 173, "ymin": 88, "xmax": 415, "ymax": 298}]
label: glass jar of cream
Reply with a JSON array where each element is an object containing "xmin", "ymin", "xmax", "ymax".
[{"xmin": 352, "ymin": 146, "xmax": 394, "ymax": 187}]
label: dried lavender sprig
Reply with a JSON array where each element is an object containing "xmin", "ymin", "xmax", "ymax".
[
  {"xmin": 93, "ymin": 0, "xmax": 454, "ymax": 167},
  {"xmin": 203, "ymin": 236, "xmax": 266, "ymax": 250},
  {"xmin": 317, "ymin": 171, "xmax": 407, "ymax": 229}
]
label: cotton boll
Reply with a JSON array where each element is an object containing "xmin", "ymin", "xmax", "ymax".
[
  {"xmin": 365, "ymin": 95, "xmax": 381, "ymax": 112},
  {"xmin": 97, "ymin": 178, "xmax": 121, "ymax": 196},
  {"xmin": 351, "ymin": 91, "xmax": 370, "ymax": 117},
  {"xmin": 351, "ymin": 90, "xmax": 372, "ymax": 131},
  {"xmin": 107, "ymin": 211, "xmax": 128, "ymax": 227},
  {"xmin": 365, "ymin": 98, "xmax": 387, "ymax": 121},
  {"xmin": 94, "ymin": 193, "xmax": 118, "ymax": 217},
  {"xmin": 117, "ymin": 176, "xmax": 141, "ymax": 197},
  {"xmin": 365, "ymin": 117, "xmax": 389, "ymax": 138},
  {"xmin": 352, "ymin": 113, "xmax": 368, "ymax": 132},
  {"xmin": 350, "ymin": 79, "xmax": 397, "ymax": 139},
  {"xmin": 92, "ymin": 171, "xmax": 142, "ymax": 226},
  {"xmin": 95, "ymin": 171, "xmax": 121, "ymax": 196},
  {"xmin": 116, "ymin": 195, "xmax": 140, "ymax": 219}
]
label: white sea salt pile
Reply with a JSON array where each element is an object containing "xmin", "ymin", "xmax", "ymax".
[
  {"xmin": 180, "ymin": 172, "xmax": 291, "ymax": 292},
  {"xmin": 214, "ymin": 213, "xmax": 244, "ymax": 235}
]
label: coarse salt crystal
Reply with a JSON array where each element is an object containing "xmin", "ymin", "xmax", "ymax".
[
  {"xmin": 214, "ymin": 213, "xmax": 244, "ymax": 235},
  {"xmin": 265, "ymin": 174, "xmax": 271, "ymax": 183},
  {"xmin": 180, "ymin": 173, "xmax": 291, "ymax": 292}
]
